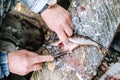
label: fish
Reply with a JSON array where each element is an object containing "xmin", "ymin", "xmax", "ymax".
[{"xmin": 50, "ymin": 34, "xmax": 106, "ymax": 55}]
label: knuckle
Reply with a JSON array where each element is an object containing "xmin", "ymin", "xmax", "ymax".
[
  {"xmin": 67, "ymin": 31, "xmax": 72, "ymax": 36},
  {"xmin": 56, "ymin": 29, "xmax": 62, "ymax": 34},
  {"xmin": 20, "ymin": 49, "xmax": 27, "ymax": 52},
  {"xmin": 67, "ymin": 12, "xmax": 71, "ymax": 16},
  {"xmin": 65, "ymin": 14, "xmax": 69, "ymax": 19},
  {"xmin": 62, "ymin": 18, "xmax": 67, "ymax": 23},
  {"xmin": 58, "ymin": 22, "xmax": 63, "ymax": 27},
  {"xmin": 65, "ymin": 11, "xmax": 71, "ymax": 17},
  {"xmin": 22, "ymin": 72, "xmax": 27, "ymax": 76},
  {"xmin": 69, "ymin": 31, "xmax": 73, "ymax": 36},
  {"xmin": 23, "ymin": 68, "xmax": 28, "ymax": 75}
]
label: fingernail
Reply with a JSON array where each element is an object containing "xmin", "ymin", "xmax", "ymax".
[{"xmin": 49, "ymin": 56, "xmax": 54, "ymax": 61}]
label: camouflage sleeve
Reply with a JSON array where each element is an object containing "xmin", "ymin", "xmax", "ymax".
[{"xmin": 20, "ymin": 0, "xmax": 49, "ymax": 13}]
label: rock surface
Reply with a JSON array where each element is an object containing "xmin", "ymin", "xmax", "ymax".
[
  {"xmin": 100, "ymin": 63, "xmax": 120, "ymax": 80},
  {"xmin": 30, "ymin": 0, "xmax": 120, "ymax": 80}
]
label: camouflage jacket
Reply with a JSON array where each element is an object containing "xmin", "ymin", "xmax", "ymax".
[
  {"xmin": 0, "ymin": 0, "xmax": 49, "ymax": 25},
  {"xmin": 0, "ymin": 0, "xmax": 49, "ymax": 78}
]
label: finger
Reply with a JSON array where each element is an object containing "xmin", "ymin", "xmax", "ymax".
[
  {"xmin": 63, "ymin": 23, "xmax": 73, "ymax": 37},
  {"xmin": 18, "ymin": 50, "xmax": 38, "ymax": 57},
  {"xmin": 30, "ymin": 63, "xmax": 42, "ymax": 71},
  {"xmin": 66, "ymin": 11, "xmax": 74, "ymax": 29},
  {"xmin": 31, "ymin": 55, "xmax": 54, "ymax": 64},
  {"xmin": 56, "ymin": 29, "xmax": 68, "ymax": 43},
  {"xmin": 67, "ymin": 18, "xmax": 74, "ymax": 30},
  {"xmin": 27, "ymin": 51, "xmax": 38, "ymax": 56}
]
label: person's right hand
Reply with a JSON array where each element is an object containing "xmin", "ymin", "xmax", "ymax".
[{"xmin": 8, "ymin": 50, "xmax": 54, "ymax": 75}]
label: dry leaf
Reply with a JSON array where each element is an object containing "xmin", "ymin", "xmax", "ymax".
[{"xmin": 48, "ymin": 61, "xmax": 55, "ymax": 72}]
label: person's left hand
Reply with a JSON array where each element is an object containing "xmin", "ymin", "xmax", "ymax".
[{"xmin": 41, "ymin": 4, "xmax": 74, "ymax": 44}]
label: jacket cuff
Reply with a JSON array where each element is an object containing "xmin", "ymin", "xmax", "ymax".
[
  {"xmin": 0, "ymin": 51, "xmax": 10, "ymax": 78},
  {"xmin": 30, "ymin": 0, "xmax": 49, "ymax": 13},
  {"xmin": 0, "ymin": 67, "xmax": 4, "ymax": 79}
]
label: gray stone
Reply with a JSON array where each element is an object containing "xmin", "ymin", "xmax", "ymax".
[{"xmin": 30, "ymin": 0, "xmax": 120, "ymax": 79}]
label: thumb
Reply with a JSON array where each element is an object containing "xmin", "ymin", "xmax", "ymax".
[
  {"xmin": 56, "ymin": 30, "xmax": 68, "ymax": 44},
  {"xmin": 18, "ymin": 50, "xmax": 38, "ymax": 57},
  {"xmin": 31, "ymin": 55, "xmax": 54, "ymax": 64}
]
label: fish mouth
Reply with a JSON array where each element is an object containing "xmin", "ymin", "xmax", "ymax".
[{"xmin": 59, "ymin": 40, "xmax": 80, "ymax": 52}]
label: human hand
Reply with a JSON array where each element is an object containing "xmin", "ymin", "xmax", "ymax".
[
  {"xmin": 8, "ymin": 50, "xmax": 54, "ymax": 75},
  {"xmin": 41, "ymin": 4, "xmax": 74, "ymax": 43}
]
